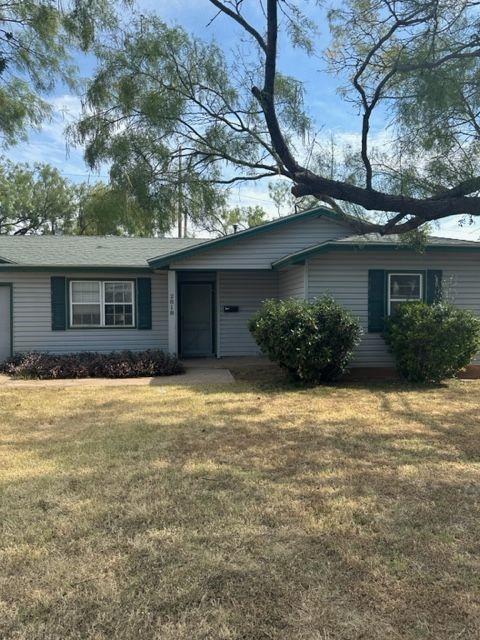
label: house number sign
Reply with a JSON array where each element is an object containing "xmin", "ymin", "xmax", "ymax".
[{"xmin": 169, "ymin": 292, "xmax": 175, "ymax": 316}]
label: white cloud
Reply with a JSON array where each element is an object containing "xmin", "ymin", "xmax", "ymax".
[{"xmin": 48, "ymin": 94, "xmax": 83, "ymax": 120}]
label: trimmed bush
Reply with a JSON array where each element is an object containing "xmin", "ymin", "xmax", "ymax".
[
  {"xmin": 0, "ymin": 349, "xmax": 184, "ymax": 380},
  {"xmin": 248, "ymin": 297, "xmax": 362, "ymax": 383},
  {"xmin": 384, "ymin": 301, "xmax": 480, "ymax": 383}
]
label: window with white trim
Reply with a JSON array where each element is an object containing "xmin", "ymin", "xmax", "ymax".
[
  {"xmin": 388, "ymin": 273, "xmax": 423, "ymax": 315},
  {"xmin": 70, "ymin": 281, "xmax": 135, "ymax": 327}
]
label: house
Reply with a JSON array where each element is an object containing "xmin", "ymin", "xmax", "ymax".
[{"xmin": 0, "ymin": 206, "xmax": 479, "ymax": 373}]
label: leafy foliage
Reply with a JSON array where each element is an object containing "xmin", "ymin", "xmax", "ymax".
[
  {"xmin": 249, "ymin": 297, "xmax": 362, "ymax": 383},
  {"xmin": 73, "ymin": 183, "xmax": 157, "ymax": 236},
  {"xmin": 0, "ymin": 158, "xmax": 155, "ymax": 236},
  {"xmin": 328, "ymin": 0, "xmax": 480, "ymax": 201},
  {"xmin": 384, "ymin": 301, "xmax": 480, "ymax": 382},
  {"xmin": 0, "ymin": 0, "xmax": 119, "ymax": 145},
  {"xmin": 199, "ymin": 205, "xmax": 267, "ymax": 236},
  {"xmin": 1, "ymin": 350, "xmax": 184, "ymax": 379},
  {"xmin": 72, "ymin": 15, "xmax": 308, "ymax": 230},
  {"xmin": 0, "ymin": 159, "xmax": 76, "ymax": 234},
  {"xmin": 71, "ymin": 0, "xmax": 480, "ymax": 234},
  {"xmin": 0, "ymin": 157, "xmax": 268, "ymax": 237}
]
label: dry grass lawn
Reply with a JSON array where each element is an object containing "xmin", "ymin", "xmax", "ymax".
[{"xmin": 1, "ymin": 369, "xmax": 480, "ymax": 639}]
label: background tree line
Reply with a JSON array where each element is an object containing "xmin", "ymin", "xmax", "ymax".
[{"xmin": 0, "ymin": 157, "xmax": 277, "ymax": 236}]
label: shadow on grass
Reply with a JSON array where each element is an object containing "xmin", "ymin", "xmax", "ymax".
[{"xmin": 225, "ymin": 363, "xmax": 456, "ymax": 396}]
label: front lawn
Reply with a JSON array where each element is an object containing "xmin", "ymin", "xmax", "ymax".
[{"xmin": 1, "ymin": 373, "xmax": 479, "ymax": 639}]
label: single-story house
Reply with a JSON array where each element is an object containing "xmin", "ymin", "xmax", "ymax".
[{"xmin": 0, "ymin": 206, "xmax": 479, "ymax": 373}]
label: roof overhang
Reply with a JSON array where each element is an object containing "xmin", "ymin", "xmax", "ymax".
[
  {"xmin": 147, "ymin": 206, "xmax": 349, "ymax": 269},
  {"xmin": 272, "ymin": 241, "xmax": 480, "ymax": 269}
]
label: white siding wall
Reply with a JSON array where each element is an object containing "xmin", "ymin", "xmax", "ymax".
[
  {"xmin": 307, "ymin": 252, "xmax": 480, "ymax": 367},
  {"xmin": 217, "ymin": 270, "xmax": 278, "ymax": 356},
  {"xmin": 278, "ymin": 265, "xmax": 305, "ymax": 299},
  {"xmin": 171, "ymin": 216, "xmax": 349, "ymax": 270},
  {"xmin": 0, "ymin": 271, "xmax": 168, "ymax": 354}
]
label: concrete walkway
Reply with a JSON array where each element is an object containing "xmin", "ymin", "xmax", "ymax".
[
  {"xmin": 181, "ymin": 356, "xmax": 275, "ymax": 369},
  {"xmin": 0, "ymin": 367, "xmax": 235, "ymax": 389}
]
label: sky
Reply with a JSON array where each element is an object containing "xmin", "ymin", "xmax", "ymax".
[{"xmin": 6, "ymin": 0, "xmax": 480, "ymax": 241}]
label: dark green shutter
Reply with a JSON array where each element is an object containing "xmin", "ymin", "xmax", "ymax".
[
  {"xmin": 368, "ymin": 269, "xmax": 386, "ymax": 333},
  {"xmin": 137, "ymin": 277, "xmax": 152, "ymax": 330},
  {"xmin": 51, "ymin": 276, "xmax": 67, "ymax": 330},
  {"xmin": 426, "ymin": 270, "xmax": 442, "ymax": 304}
]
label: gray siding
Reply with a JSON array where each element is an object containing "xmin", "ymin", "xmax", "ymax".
[
  {"xmin": 0, "ymin": 271, "xmax": 168, "ymax": 354},
  {"xmin": 278, "ymin": 265, "xmax": 305, "ymax": 299},
  {"xmin": 171, "ymin": 216, "xmax": 349, "ymax": 270},
  {"xmin": 307, "ymin": 251, "xmax": 480, "ymax": 366},
  {"xmin": 217, "ymin": 270, "xmax": 278, "ymax": 356}
]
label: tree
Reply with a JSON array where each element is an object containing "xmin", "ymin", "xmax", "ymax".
[
  {"xmin": 0, "ymin": 158, "xmax": 266, "ymax": 238},
  {"xmin": 75, "ymin": 1, "xmax": 480, "ymax": 236},
  {"xmin": 73, "ymin": 184, "xmax": 159, "ymax": 236},
  {"xmin": 269, "ymin": 179, "xmax": 318, "ymax": 216},
  {"xmin": 269, "ymin": 181, "xmax": 294, "ymax": 217},
  {"xmin": 0, "ymin": 159, "xmax": 75, "ymax": 234},
  {"xmin": 0, "ymin": 158, "xmax": 153, "ymax": 236},
  {"xmin": 0, "ymin": 0, "xmax": 118, "ymax": 145},
  {"xmin": 199, "ymin": 205, "xmax": 267, "ymax": 236}
]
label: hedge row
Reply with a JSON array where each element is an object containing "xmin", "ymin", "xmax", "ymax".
[
  {"xmin": 1, "ymin": 349, "xmax": 184, "ymax": 379},
  {"xmin": 249, "ymin": 297, "xmax": 480, "ymax": 384}
]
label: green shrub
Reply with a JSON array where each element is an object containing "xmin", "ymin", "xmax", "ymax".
[
  {"xmin": 1, "ymin": 349, "xmax": 184, "ymax": 380},
  {"xmin": 248, "ymin": 297, "xmax": 362, "ymax": 383},
  {"xmin": 384, "ymin": 301, "xmax": 480, "ymax": 383}
]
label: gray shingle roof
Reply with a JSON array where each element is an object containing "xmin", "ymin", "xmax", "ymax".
[
  {"xmin": 272, "ymin": 232, "xmax": 480, "ymax": 268},
  {"xmin": 335, "ymin": 233, "xmax": 480, "ymax": 246},
  {"xmin": 0, "ymin": 236, "xmax": 205, "ymax": 267},
  {"xmin": 0, "ymin": 226, "xmax": 479, "ymax": 270}
]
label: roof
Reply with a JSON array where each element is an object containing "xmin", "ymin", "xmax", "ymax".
[
  {"xmin": 335, "ymin": 233, "xmax": 480, "ymax": 246},
  {"xmin": 0, "ymin": 217, "xmax": 478, "ymax": 272},
  {"xmin": 0, "ymin": 236, "xmax": 205, "ymax": 270},
  {"xmin": 272, "ymin": 233, "xmax": 480, "ymax": 269},
  {"xmin": 147, "ymin": 206, "xmax": 344, "ymax": 268}
]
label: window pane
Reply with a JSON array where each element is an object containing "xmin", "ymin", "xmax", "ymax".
[
  {"xmin": 389, "ymin": 274, "xmax": 421, "ymax": 299},
  {"xmin": 123, "ymin": 283, "xmax": 133, "ymax": 303},
  {"xmin": 72, "ymin": 304, "xmax": 101, "ymax": 326},
  {"xmin": 105, "ymin": 303, "xmax": 133, "ymax": 326},
  {"xmin": 105, "ymin": 282, "xmax": 132, "ymax": 304},
  {"xmin": 104, "ymin": 287, "xmax": 114, "ymax": 303},
  {"xmin": 105, "ymin": 304, "xmax": 114, "ymax": 325},
  {"xmin": 71, "ymin": 281, "xmax": 100, "ymax": 303}
]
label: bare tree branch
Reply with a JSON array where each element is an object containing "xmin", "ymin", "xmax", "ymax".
[{"xmin": 207, "ymin": 0, "xmax": 267, "ymax": 53}]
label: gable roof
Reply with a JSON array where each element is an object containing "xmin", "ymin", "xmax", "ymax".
[
  {"xmin": 0, "ymin": 236, "xmax": 204, "ymax": 270},
  {"xmin": 147, "ymin": 206, "xmax": 347, "ymax": 268},
  {"xmin": 0, "ymin": 220, "xmax": 478, "ymax": 272},
  {"xmin": 272, "ymin": 233, "xmax": 480, "ymax": 269}
]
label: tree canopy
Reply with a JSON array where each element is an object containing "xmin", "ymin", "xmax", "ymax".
[
  {"xmin": 73, "ymin": 0, "xmax": 480, "ymax": 236},
  {"xmin": 0, "ymin": 158, "xmax": 269, "ymax": 237},
  {"xmin": 200, "ymin": 205, "xmax": 267, "ymax": 236},
  {"xmin": 0, "ymin": 158, "xmax": 151, "ymax": 236},
  {"xmin": 0, "ymin": 160, "xmax": 75, "ymax": 234},
  {"xmin": 0, "ymin": 0, "xmax": 119, "ymax": 145}
]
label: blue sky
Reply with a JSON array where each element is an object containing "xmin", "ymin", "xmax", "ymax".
[{"xmin": 6, "ymin": 0, "xmax": 480, "ymax": 240}]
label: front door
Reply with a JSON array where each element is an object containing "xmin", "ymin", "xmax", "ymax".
[
  {"xmin": 0, "ymin": 286, "xmax": 11, "ymax": 362},
  {"xmin": 179, "ymin": 283, "xmax": 214, "ymax": 357}
]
